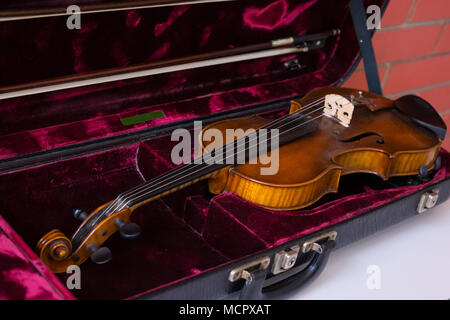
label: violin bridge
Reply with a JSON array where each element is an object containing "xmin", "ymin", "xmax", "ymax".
[{"xmin": 323, "ymin": 94, "xmax": 354, "ymax": 127}]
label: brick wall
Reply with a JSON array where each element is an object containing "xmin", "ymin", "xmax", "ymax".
[{"xmin": 343, "ymin": 0, "xmax": 450, "ymax": 149}]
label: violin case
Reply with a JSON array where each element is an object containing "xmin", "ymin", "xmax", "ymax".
[{"xmin": 0, "ymin": 0, "xmax": 449, "ymax": 300}]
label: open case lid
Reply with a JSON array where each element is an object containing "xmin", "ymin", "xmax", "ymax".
[{"xmin": 0, "ymin": 0, "xmax": 387, "ymax": 171}]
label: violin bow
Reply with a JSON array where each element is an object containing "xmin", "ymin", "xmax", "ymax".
[{"xmin": 0, "ymin": 29, "xmax": 340, "ymax": 100}]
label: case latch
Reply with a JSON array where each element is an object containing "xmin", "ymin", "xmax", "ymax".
[
  {"xmin": 272, "ymin": 245, "xmax": 300, "ymax": 275},
  {"xmin": 417, "ymin": 188, "xmax": 439, "ymax": 213}
]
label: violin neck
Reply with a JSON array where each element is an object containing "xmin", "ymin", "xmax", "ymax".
[
  {"xmin": 117, "ymin": 112, "xmax": 318, "ymax": 212},
  {"xmin": 125, "ymin": 163, "xmax": 228, "ymax": 211}
]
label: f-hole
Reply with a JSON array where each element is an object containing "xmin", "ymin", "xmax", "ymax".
[{"xmin": 335, "ymin": 131, "xmax": 385, "ymax": 144}]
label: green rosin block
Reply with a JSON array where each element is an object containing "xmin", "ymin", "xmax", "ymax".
[{"xmin": 120, "ymin": 110, "xmax": 166, "ymax": 126}]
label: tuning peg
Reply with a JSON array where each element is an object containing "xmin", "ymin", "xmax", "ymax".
[
  {"xmin": 87, "ymin": 243, "xmax": 112, "ymax": 265},
  {"xmin": 418, "ymin": 164, "xmax": 429, "ymax": 179},
  {"xmin": 73, "ymin": 208, "xmax": 88, "ymax": 221},
  {"xmin": 115, "ymin": 218, "xmax": 142, "ymax": 239}
]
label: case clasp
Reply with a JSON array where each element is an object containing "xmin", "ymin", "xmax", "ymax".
[
  {"xmin": 417, "ymin": 188, "xmax": 439, "ymax": 213},
  {"xmin": 272, "ymin": 245, "xmax": 300, "ymax": 275}
]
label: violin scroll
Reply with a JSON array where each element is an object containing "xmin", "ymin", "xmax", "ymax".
[
  {"xmin": 37, "ymin": 229, "xmax": 72, "ymax": 266},
  {"xmin": 36, "ymin": 204, "xmax": 137, "ymax": 273}
]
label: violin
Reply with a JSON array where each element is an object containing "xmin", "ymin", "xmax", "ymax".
[{"xmin": 37, "ymin": 87, "xmax": 446, "ymax": 273}]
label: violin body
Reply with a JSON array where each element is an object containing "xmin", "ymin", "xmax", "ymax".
[
  {"xmin": 37, "ymin": 87, "xmax": 446, "ymax": 273},
  {"xmin": 203, "ymin": 87, "xmax": 443, "ymax": 210}
]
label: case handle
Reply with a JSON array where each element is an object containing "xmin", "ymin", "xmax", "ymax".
[{"xmin": 238, "ymin": 240, "xmax": 335, "ymax": 300}]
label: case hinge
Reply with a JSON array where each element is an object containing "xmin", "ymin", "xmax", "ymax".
[
  {"xmin": 302, "ymin": 231, "xmax": 337, "ymax": 253},
  {"xmin": 228, "ymin": 256, "xmax": 270, "ymax": 282}
]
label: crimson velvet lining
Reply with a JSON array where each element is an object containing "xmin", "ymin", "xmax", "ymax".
[
  {"xmin": 0, "ymin": 131, "xmax": 448, "ymax": 299},
  {"xmin": 0, "ymin": 0, "xmax": 384, "ymax": 160},
  {"xmin": 0, "ymin": 230, "xmax": 63, "ymax": 300},
  {"xmin": 0, "ymin": 215, "xmax": 75, "ymax": 300}
]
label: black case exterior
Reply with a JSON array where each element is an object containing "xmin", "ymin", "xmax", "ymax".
[{"xmin": 140, "ymin": 178, "xmax": 450, "ymax": 300}]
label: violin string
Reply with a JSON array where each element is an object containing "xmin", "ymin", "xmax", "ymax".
[
  {"xmin": 117, "ymin": 109, "xmax": 328, "ymax": 214},
  {"xmin": 77, "ymin": 107, "xmax": 328, "ymax": 243},
  {"xmin": 103, "ymin": 91, "xmax": 367, "ymax": 222},
  {"xmin": 96, "ymin": 97, "xmax": 326, "ymax": 220},
  {"xmin": 112, "ymin": 107, "xmax": 327, "ymax": 215},
  {"xmin": 99, "ymin": 97, "xmax": 328, "ymax": 220},
  {"xmin": 87, "ymin": 109, "xmax": 329, "ymax": 233},
  {"xmin": 99, "ymin": 97, "xmax": 328, "ymax": 218},
  {"xmin": 96, "ymin": 92, "xmax": 363, "ymax": 226},
  {"xmin": 75, "ymin": 95, "xmax": 359, "ymax": 245},
  {"xmin": 129, "ymin": 97, "xmax": 327, "ymax": 197}
]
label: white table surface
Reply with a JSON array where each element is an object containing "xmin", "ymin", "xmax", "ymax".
[{"xmin": 290, "ymin": 200, "xmax": 450, "ymax": 300}]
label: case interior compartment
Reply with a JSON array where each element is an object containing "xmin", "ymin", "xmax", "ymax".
[{"xmin": 0, "ymin": 127, "xmax": 448, "ymax": 299}]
